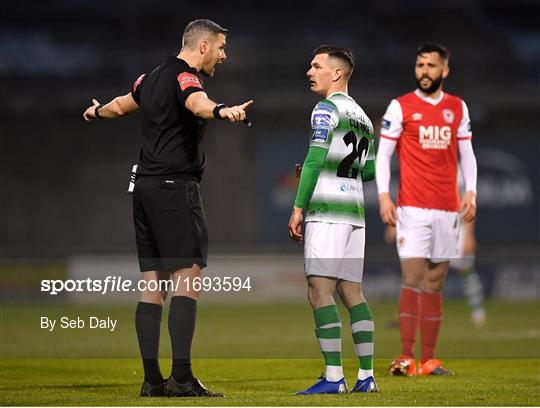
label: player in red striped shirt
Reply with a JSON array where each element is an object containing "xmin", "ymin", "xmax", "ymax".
[{"xmin": 375, "ymin": 43, "xmax": 477, "ymax": 376}]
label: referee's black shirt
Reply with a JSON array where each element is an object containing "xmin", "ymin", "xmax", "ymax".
[{"xmin": 131, "ymin": 55, "xmax": 207, "ymax": 179}]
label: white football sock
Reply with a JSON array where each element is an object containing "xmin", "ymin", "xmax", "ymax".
[
  {"xmin": 358, "ymin": 368, "xmax": 374, "ymax": 380},
  {"xmin": 325, "ymin": 365, "xmax": 344, "ymax": 381}
]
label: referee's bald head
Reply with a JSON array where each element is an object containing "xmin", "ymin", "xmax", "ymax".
[{"xmin": 182, "ymin": 19, "xmax": 228, "ymax": 50}]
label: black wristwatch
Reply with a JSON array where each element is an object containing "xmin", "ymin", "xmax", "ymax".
[
  {"xmin": 213, "ymin": 103, "xmax": 228, "ymax": 120},
  {"xmin": 95, "ymin": 104, "xmax": 105, "ymax": 119}
]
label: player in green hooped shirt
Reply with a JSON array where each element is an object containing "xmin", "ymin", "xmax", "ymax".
[{"xmin": 288, "ymin": 45, "xmax": 378, "ymax": 394}]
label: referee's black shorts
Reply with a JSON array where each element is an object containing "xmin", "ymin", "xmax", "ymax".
[{"xmin": 132, "ymin": 174, "xmax": 208, "ymax": 272}]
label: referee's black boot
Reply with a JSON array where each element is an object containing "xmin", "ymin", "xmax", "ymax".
[
  {"xmin": 164, "ymin": 376, "xmax": 224, "ymax": 397},
  {"xmin": 140, "ymin": 380, "xmax": 166, "ymax": 397}
]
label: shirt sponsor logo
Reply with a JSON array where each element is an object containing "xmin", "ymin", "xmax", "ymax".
[
  {"xmin": 312, "ymin": 113, "xmax": 331, "ymax": 127},
  {"xmin": 340, "ymin": 183, "xmax": 358, "ymax": 192},
  {"xmin": 419, "ymin": 125, "xmax": 452, "ymax": 149},
  {"xmin": 381, "ymin": 118, "xmax": 391, "ymax": 130},
  {"xmin": 177, "ymin": 72, "xmax": 202, "ymax": 91},
  {"xmin": 442, "ymin": 109, "xmax": 454, "ymax": 124},
  {"xmin": 311, "ymin": 128, "xmax": 329, "ymax": 142},
  {"xmin": 412, "ymin": 112, "xmax": 423, "ymax": 121}
]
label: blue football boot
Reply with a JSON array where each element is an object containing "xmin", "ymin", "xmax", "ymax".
[
  {"xmin": 351, "ymin": 376, "xmax": 378, "ymax": 393},
  {"xmin": 295, "ymin": 374, "xmax": 348, "ymax": 395}
]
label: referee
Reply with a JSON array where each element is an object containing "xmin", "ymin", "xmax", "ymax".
[{"xmin": 83, "ymin": 19, "xmax": 253, "ymax": 397}]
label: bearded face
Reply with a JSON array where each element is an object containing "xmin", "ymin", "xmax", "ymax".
[
  {"xmin": 416, "ymin": 72, "xmax": 444, "ymax": 95},
  {"xmin": 414, "ymin": 52, "xmax": 448, "ymax": 95},
  {"xmin": 200, "ymin": 33, "xmax": 227, "ymax": 77}
]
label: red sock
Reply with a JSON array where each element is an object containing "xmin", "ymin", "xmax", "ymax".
[
  {"xmin": 420, "ymin": 291, "xmax": 443, "ymax": 363},
  {"xmin": 398, "ymin": 287, "xmax": 420, "ymax": 357}
]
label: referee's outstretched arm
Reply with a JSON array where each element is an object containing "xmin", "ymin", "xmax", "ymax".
[
  {"xmin": 186, "ymin": 92, "xmax": 253, "ymax": 123},
  {"xmin": 82, "ymin": 92, "xmax": 253, "ymax": 124},
  {"xmin": 83, "ymin": 95, "xmax": 139, "ymax": 121}
]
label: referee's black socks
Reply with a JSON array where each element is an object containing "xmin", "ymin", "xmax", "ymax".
[
  {"xmin": 169, "ymin": 296, "xmax": 197, "ymax": 383},
  {"xmin": 135, "ymin": 302, "xmax": 165, "ymax": 386}
]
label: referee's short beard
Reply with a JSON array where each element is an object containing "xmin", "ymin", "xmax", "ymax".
[{"xmin": 200, "ymin": 55, "xmax": 214, "ymax": 78}]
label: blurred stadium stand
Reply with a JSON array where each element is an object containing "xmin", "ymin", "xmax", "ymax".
[{"xmin": 1, "ymin": 0, "xmax": 538, "ymax": 279}]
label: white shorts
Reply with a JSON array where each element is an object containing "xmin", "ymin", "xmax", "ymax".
[
  {"xmin": 304, "ymin": 221, "xmax": 365, "ymax": 282},
  {"xmin": 449, "ymin": 220, "xmax": 475, "ymax": 270},
  {"xmin": 396, "ymin": 206, "xmax": 459, "ymax": 262}
]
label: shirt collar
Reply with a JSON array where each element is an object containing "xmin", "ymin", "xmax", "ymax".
[{"xmin": 414, "ymin": 89, "xmax": 445, "ymax": 105}]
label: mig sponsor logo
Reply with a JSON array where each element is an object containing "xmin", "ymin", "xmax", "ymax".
[{"xmin": 418, "ymin": 125, "xmax": 452, "ymax": 149}]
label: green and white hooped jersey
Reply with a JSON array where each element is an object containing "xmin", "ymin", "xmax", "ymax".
[{"xmin": 306, "ymin": 92, "xmax": 375, "ymax": 226}]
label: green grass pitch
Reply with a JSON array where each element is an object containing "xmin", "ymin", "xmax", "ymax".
[{"xmin": 1, "ymin": 301, "xmax": 539, "ymax": 405}]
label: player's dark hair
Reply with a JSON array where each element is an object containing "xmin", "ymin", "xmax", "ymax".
[
  {"xmin": 313, "ymin": 45, "xmax": 355, "ymax": 78},
  {"xmin": 416, "ymin": 42, "xmax": 450, "ymax": 62},
  {"xmin": 182, "ymin": 19, "xmax": 228, "ymax": 49}
]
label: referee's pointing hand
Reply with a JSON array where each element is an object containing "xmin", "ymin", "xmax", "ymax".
[
  {"xmin": 83, "ymin": 99, "xmax": 101, "ymax": 121},
  {"xmin": 220, "ymin": 100, "xmax": 254, "ymax": 122}
]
